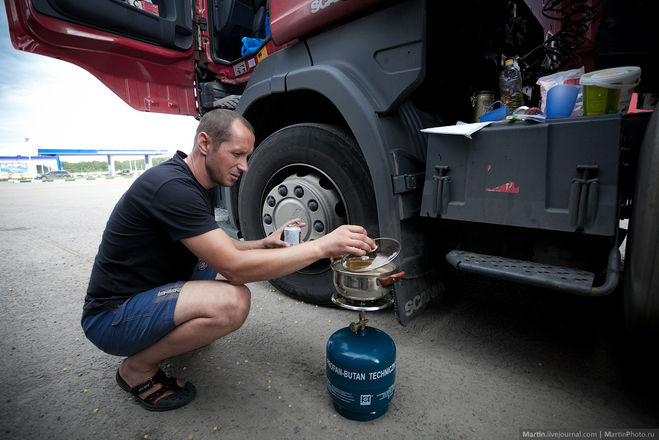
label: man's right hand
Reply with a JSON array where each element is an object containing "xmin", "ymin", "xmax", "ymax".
[
  {"xmin": 182, "ymin": 224, "xmax": 375, "ymax": 285},
  {"xmin": 316, "ymin": 225, "xmax": 376, "ymax": 258}
]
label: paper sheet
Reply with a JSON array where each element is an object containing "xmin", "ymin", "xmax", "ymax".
[{"xmin": 420, "ymin": 121, "xmax": 493, "ymax": 139}]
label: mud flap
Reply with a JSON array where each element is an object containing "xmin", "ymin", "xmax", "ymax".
[{"xmin": 392, "ymin": 276, "xmax": 442, "ymax": 325}]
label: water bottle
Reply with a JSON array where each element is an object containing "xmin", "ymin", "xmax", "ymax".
[{"xmin": 499, "ymin": 58, "xmax": 523, "ymax": 113}]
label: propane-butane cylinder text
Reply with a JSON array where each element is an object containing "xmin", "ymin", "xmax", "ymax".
[{"xmin": 327, "ymin": 359, "xmax": 395, "ymax": 381}]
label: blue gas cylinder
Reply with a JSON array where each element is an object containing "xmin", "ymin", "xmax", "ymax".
[{"xmin": 326, "ymin": 326, "xmax": 396, "ymax": 421}]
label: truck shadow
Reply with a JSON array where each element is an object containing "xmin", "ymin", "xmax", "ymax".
[{"xmin": 411, "ymin": 271, "xmax": 659, "ymax": 423}]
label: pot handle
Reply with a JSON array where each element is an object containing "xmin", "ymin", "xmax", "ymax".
[{"xmin": 378, "ymin": 271, "xmax": 405, "ymax": 287}]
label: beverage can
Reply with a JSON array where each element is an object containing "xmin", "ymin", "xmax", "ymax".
[
  {"xmin": 284, "ymin": 223, "xmax": 302, "ymax": 245},
  {"xmin": 471, "ymin": 91, "xmax": 495, "ymax": 122}
]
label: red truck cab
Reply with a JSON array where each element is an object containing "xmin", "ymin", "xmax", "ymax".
[{"xmin": 6, "ymin": 0, "xmax": 659, "ymax": 334}]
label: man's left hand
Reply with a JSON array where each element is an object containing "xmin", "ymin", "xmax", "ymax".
[{"xmin": 262, "ymin": 218, "xmax": 306, "ymax": 249}]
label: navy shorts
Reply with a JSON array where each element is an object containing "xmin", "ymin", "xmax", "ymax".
[{"xmin": 81, "ymin": 260, "xmax": 218, "ymax": 357}]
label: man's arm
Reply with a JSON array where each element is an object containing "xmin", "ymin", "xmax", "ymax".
[
  {"xmin": 233, "ymin": 239, "xmax": 268, "ymax": 250},
  {"xmin": 181, "ymin": 224, "xmax": 375, "ymax": 285},
  {"xmin": 232, "ymin": 220, "xmax": 297, "ymax": 250}
]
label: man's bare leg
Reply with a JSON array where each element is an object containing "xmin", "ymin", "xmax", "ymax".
[{"xmin": 118, "ymin": 280, "xmax": 251, "ymax": 400}]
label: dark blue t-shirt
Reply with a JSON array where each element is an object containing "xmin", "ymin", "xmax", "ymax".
[{"xmin": 84, "ymin": 151, "xmax": 219, "ymax": 316}]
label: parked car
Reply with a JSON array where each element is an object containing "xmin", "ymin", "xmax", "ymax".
[{"xmin": 36, "ymin": 170, "xmax": 71, "ymax": 179}]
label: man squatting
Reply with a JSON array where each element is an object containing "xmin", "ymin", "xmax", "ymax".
[{"xmin": 81, "ymin": 109, "xmax": 375, "ymax": 411}]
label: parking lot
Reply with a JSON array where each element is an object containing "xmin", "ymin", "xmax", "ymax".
[{"xmin": 1, "ymin": 178, "xmax": 657, "ymax": 439}]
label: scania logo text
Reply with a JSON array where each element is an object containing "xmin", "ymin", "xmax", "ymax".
[{"xmin": 311, "ymin": 0, "xmax": 342, "ymax": 14}]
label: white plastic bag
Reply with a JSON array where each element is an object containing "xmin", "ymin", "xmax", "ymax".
[{"xmin": 536, "ymin": 67, "xmax": 585, "ymax": 116}]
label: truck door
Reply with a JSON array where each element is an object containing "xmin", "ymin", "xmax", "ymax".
[{"xmin": 5, "ymin": 0, "xmax": 197, "ymax": 115}]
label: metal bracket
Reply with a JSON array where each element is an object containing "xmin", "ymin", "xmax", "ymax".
[
  {"xmin": 568, "ymin": 165, "xmax": 599, "ymax": 230},
  {"xmin": 432, "ymin": 165, "xmax": 450, "ymax": 216},
  {"xmin": 392, "ymin": 173, "xmax": 421, "ymax": 194},
  {"xmin": 390, "ymin": 148, "xmax": 424, "ymax": 196}
]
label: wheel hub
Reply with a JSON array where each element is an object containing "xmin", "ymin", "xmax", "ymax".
[{"xmin": 262, "ymin": 172, "xmax": 344, "ymax": 241}]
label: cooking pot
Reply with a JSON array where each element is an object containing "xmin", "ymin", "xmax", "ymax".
[{"xmin": 331, "ymin": 238, "xmax": 405, "ymax": 302}]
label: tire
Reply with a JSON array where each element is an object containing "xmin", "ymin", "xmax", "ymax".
[
  {"xmin": 624, "ymin": 107, "xmax": 659, "ymax": 337},
  {"xmin": 238, "ymin": 123, "xmax": 379, "ymax": 304}
]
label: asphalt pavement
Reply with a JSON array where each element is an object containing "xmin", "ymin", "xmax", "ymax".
[{"xmin": 1, "ymin": 178, "xmax": 657, "ymax": 440}]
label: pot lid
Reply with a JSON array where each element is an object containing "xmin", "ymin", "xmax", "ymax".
[{"xmin": 340, "ymin": 238, "xmax": 400, "ymax": 273}]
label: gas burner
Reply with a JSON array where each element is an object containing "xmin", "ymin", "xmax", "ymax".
[{"xmin": 331, "ymin": 291, "xmax": 393, "ymax": 311}]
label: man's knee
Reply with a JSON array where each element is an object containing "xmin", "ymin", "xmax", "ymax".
[
  {"xmin": 228, "ymin": 284, "xmax": 251, "ymax": 329},
  {"xmin": 175, "ymin": 281, "xmax": 251, "ymax": 332},
  {"xmin": 211, "ymin": 283, "xmax": 250, "ymax": 331}
]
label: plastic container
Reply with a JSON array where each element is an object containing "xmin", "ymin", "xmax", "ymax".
[
  {"xmin": 545, "ymin": 84, "xmax": 579, "ymax": 119},
  {"xmin": 480, "ymin": 101, "xmax": 508, "ymax": 122},
  {"xmin": 499, "ymin": 58, "xmax": 524, "ymax": 114},
  {"xmin": 580, "ymin": 66, "xmax": 641, "ymax": 115},
  {"xmin": 536, "ymin": 67, "xmax": 584, "ymax": 116}
]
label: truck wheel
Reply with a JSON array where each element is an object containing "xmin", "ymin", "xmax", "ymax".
[
  {"xmin": 624, "ymin": 108, "xmax": 659, "ymax": 337},
  {"xmin": 238, "ymin": 123, "xmax": 378, "ymax": 304}
]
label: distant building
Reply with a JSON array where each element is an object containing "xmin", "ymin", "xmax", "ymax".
[
  {"xmin": 0, "ymin": 156, "xmax": 61, "ymax": 178},
  {"xmin": 0, "ymin": 143, "xmax": 169, "ymax": 178},
  {"xmin": 0, "ymin": 143, "xmax": 60, "ymax": 178}
]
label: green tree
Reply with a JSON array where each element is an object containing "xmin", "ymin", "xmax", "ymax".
[
  {"xmin": 61, "ymin": 160, "xmax": 108, "ymax": 173},
  {"xmin": 114, "ymin": 159, "xmax": 154, "ymax": 172}
]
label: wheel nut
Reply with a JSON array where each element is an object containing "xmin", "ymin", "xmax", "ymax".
[
  {"xmin": 267, "ymin": 196, "xmax": 276, "ymax": 207},
  {"xmin": 314, "ymin": 221, "xmax": 324, "ymax": 232},
  {"xmin": 278, "ymin": 186, "xmax": 288, "ymax": 196},
  {"xmin": 264, "ymin": 214, "xmax": 272, "ymax": 225},
  {"xmin": 294, "ymin": 186, "xmax": 304, "ymax": 198},
  {"xmin": 308, "ymin": 200, "xmax": 318, "ymax": 211}
]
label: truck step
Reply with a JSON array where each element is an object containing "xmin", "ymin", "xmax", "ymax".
[{"xmin": 446, "ymin": 250, "xmax": 595, "ymax": 294}]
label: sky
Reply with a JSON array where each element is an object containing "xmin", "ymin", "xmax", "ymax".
[{"xmin": 0, "ymin": 3, "xmax": 199, "ymax": 161}]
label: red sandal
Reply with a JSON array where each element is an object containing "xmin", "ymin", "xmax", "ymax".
[{"xmin": 116, "ymin": 368, "xmax": 196, "ymax": 411}]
